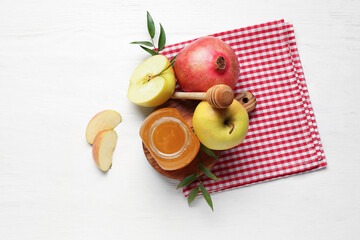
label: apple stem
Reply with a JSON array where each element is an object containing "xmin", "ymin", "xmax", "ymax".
[
  {"xmin": 148, "ymin": 56, "xmax": 177, "ymax": 81},
  {"xmin": 228, "ymin": 123, "xmax": 234, "ymax": 134},
  {"xmin": 152, "ymin": 65, "xmax": 169, "ymax": 78},
  {"xmin": 151, "ymin": 62, "xmax": 174, "ymax": 79}
]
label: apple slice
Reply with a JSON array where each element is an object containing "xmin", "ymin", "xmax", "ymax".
[
  {"xmin": 127, "ymin": 55, "xmax": 176, "ymax": 107},
  {"xmin": 86, "ymin": 110, "xmax": 122, "ymax": 144},
  {"xmin": 92, "ymin": 130, "xmax": 118, "ymax": 172}
]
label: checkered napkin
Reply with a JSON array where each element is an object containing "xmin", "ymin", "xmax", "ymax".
[{"xmin": 161, "ymin": 20, "xmax": 327, "ymax": 196}]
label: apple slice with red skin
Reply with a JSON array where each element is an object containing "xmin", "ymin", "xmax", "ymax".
[
  {"xmin": 86, "ymin": 110, "xmax": 122, "ymax": 144},
  {"xmin": 92, "ymin": 130, "xmax": 118, "ymax": 172}
]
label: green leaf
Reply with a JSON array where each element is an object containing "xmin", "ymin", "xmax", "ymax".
[
  {"xmin": 177, "ymin": 174, "xmax": 197, "ymax": 189},
  {"xmin": 130, "ymin": 41, "xmax": 154, "ymax": 47},
  {"xmin": 200, "ymin": 143, "xmax": 218, "ymax": 159},
  {"xmin": 147, "ymin": 11, "xmax": 155, "ymax": 39},
  {"xmin": 158, "ymin": 23, "xmax": 166, "ymax": 51},
  {"xmin": 200, "ymin": 182, "xmax": 213, "ymax": 211},
  {"xmin": 140, "ymin": 45, "xmax": 158, "ymax": 56},
  {"xmin": 187, "ymin": 187, "xmax": 199, "ymax": 205},
  {"xmin": 199, "ymin": 163, "xmax": 220, "ymax": 181}
]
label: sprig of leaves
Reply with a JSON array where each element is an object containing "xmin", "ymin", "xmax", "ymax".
[
  {"xmin": 158, "ymin": 23, "xmax": 166, "ymax": 51},
  {"xmin": 200, "ymin": 182, "xmax": 213, "ymax": 211},
  {"xmin": 199, "ymin": 163, "xmax": 219, "ymax": 181},
  {"xmin": 176, "ymin": 145, "xmax": 220, "ymax": 211},
  {"xmin": 187, "ymin": 186, "xmax": 199, "ymax": 205},
  {"xmin": 140, "ymin": 45, "xmax": 158, "ymax": 56},
  {"xmin": 147, "ymin": 11, "xmax": 155, "ymax": 39},
  {"xmin": 177, "ymin": 174, "xmax": 197, "ymax": 189},
  {"xmin": 130, "ymin": 11, "xmax": 166, "ymax": 55},
  {"xmin": 200, "ymin": 143, "xmax": 218, "ymax": 160}
]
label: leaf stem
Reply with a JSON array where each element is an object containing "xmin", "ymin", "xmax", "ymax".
[
  {"xmin": 149, "ymin": 55, "xmax": 177, "ymax": 80},
  {"xmin": 153, "ymin": 63, "xmax": 171, "ymax": 78},
  {"xmin": 151, "ymin": 38, "xmax": 158, "ymax": 53}
]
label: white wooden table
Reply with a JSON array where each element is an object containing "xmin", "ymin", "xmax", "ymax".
[{"xmin": 1, "ymin": 0, "xmax": 359, "ymax": 239}]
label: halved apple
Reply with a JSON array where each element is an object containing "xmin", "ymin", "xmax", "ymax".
[
  {"xmin": 127, "ymin": 55, "xmax": 176, "ymax": 107},
  {"xmin": 86, "ymin": 110, "xmax": 122, "ymax": 144},
  {"xmin": 92, "ymin": 130, "xmax": 118, "ymax": 172}
]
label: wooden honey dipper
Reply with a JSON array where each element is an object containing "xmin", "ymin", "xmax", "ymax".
[{"xmin": 171, "ymin": 84, "xmax": 234, "ymax": 108}]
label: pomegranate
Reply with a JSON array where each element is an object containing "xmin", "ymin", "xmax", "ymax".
[{"xmin": 174, "ymin": 36, "xmax": 240, "ymax": 92}]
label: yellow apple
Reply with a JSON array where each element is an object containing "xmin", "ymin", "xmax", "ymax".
[
  {"xmin": 127, "ymin": 55, "xmax": 176, "ymax": 107},
  {"xmin": 92, "ymin": 130, "xmax": 118, "ymax": 172},
  {"xmin": 193, "ymin": 100, "xmax": 249, "ymax": 150},
  {"xmin": 86, "ymin": 110, "xmax": 122, "ymax": 144}
]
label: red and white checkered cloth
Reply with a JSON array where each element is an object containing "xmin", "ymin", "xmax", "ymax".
[{"xmin": 161, "ymin": 20, "xmax": 327, "ymax": 196}]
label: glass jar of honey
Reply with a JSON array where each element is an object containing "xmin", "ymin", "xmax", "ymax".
[{"xmin": 140, "ymin": 108, "xmax": 200, "ymax": 171}]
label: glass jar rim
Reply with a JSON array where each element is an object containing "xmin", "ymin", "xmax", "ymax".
[{"xmin": 148, "ymin": 117, "xmax": 190, "ymax": 159}]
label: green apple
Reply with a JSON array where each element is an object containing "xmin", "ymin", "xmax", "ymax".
[
  {"xmin": 127, "ymin": 55, "xmax": 176, "ymax": 107},
  {"xmin": 193, "ymin": 100, "xmax": 249, "ymax": 150}
]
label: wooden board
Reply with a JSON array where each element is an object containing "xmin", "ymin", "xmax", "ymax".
[{"xmin": 143, "ymin": 91, "xmax": 256, "ymax": 180}]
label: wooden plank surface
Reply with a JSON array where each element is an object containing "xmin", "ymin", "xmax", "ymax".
[{"xmin": 0, "ymin": 0, "xmax": 360, "ymax": 239}]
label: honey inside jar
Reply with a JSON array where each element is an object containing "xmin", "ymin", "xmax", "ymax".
[
  {"xmin": 151, "ymin": 118, "xmax": 187, "ymax": 155},
  {"xmin": 140, "ymin": 108, "xmax": 200, "ymax": 171}
]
